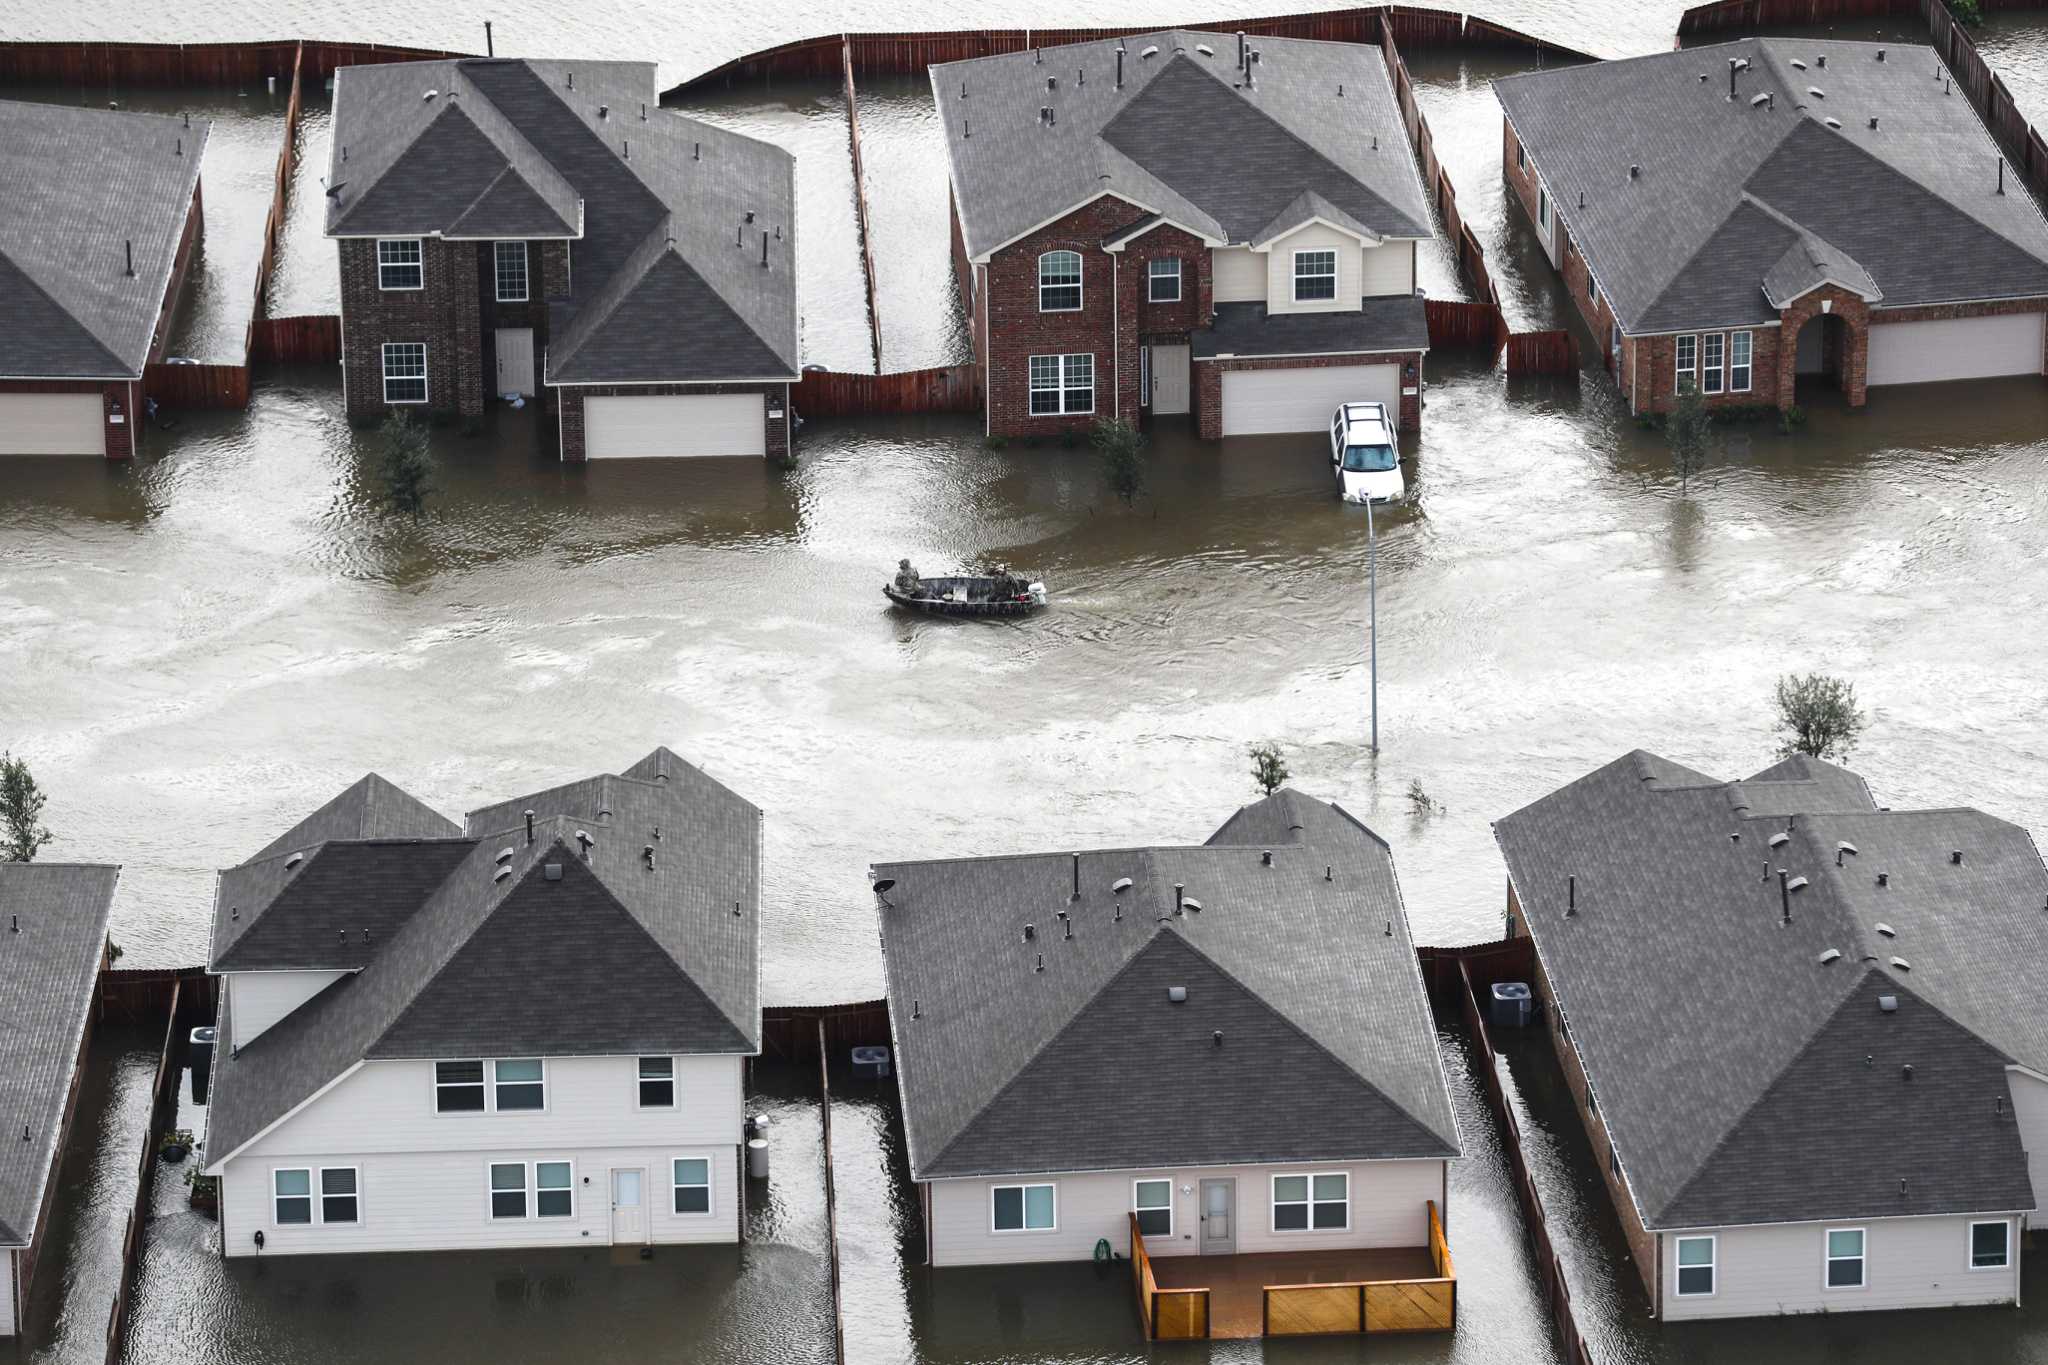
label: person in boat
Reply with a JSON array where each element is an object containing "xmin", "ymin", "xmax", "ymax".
[{"xmin": 893, "ymin": 558, "xmax": 924, "ymax": 597}]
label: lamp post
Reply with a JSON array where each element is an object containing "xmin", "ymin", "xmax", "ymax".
[{"xmin": 1367, "ymin": 495, "xmax": 1378, "ymax": 754}]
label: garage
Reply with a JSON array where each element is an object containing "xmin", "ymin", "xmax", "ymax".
[
  {"xmin": 1867, "ymin": 312, "xmax": 2046, "ymax": 387},
  {"xmin": 0, "ymin": 392, "xmax": 104, "ymax": 456},
  {"xmin": 583, "ymin": 392, "xmax": 765, "ymax": 459},
  {"xmin": 1219, "ymin": 362, "xmax": 1401, "ymax": 437}
]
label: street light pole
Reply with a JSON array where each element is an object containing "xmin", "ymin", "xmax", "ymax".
[{"xmin": 1367, "ymin": 495, "xmax": 1378, "ymax": 754}]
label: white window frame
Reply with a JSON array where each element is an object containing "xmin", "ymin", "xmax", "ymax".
[
  {"xmin": 1729, "ymin": 329, "xmax": 1752, "ymax": 394},
  {"xmin": 382, "ymin": 342, "xmax": 428, "ymax": 405},
  {"xmin": 494, "ymin": 240, "xmax": 529, "ymax": 303},
  {"xmin": 1701, "ymin": 331, "xmax": 1726, "ymax": 395},
  {"xmin": 1969, "ymin": 1218, "xmax": 2011, "ymax": 1271},
  {"xmin": 488, "ymin": 1161, "xmax": 531, "ymax": 1220},
  {"xmin": 1037, "ymin": 250, "xmax": 1082, "ymax": 312},
  {"xmin": 1271, "ymin": 1170, "xmax": 1350, "ymax": 1233},
  {"xmin": 1292, "ymin": 249, "xmax": 1338, "ymax": 303},
  {"xmin": 990, "ymin": 1182, "xmax": 1057, "ymax": 1233},
  {"xmin": 637, "ymin": 1056, "xmax": 676, "ymax": 1109},
  {"xmin": 273, "ymin": 1167, "xmax": 314, "ymax": 1226},
  {"xmin": 1537, "ymin": 185, "xmax": 1549, "ymax": 231},
  {"xmin": 1824, "ymin": 1226, "xmax": 1867, "ymax": 1290},
  {"xmin": 319, "ymin": 1165, "xmax": 362, "ymax": 1225},
  {"xmin": 1675, "ymin": 334, "xmax": 1698, "ymax": 394},
  {"xmin": 376, "ymin": 237, "xmax": 424, "ymax": 291},
  {"xmin": 1517, "ymin": 139, "xmax": 1527, "ymax": 171},
  {"xmin": 1147, "ymin": 257, "xmax": 1182, "ymax": 303},
  {"xmin": 671, "ymin": 1154, "xmax": 715, "ymax": 1217},
  {"xmin": 434, "ymin": 1058, "xmax": 486, "ymax": 1113},
  {"xmin": 1674, "ymin": 1234, "xmax": 1716, "ymax": 1297},
  {"xmin": 1132, "ymin": 1178, "xmax": 1173, "ymax": 1239},
  {"xmin": 534, "ymin": 1158, "xmax": 575, "ymax": 1219},
  {"xmin": 1027, "ymin": 353, "xmax": 1094, "ymax": 416},
  {"xmin": 493, "ymin": 1057, "xmax": 546, "ymax": 1112}
]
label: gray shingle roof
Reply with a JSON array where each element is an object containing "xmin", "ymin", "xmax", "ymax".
[
  {"xmin": 1192, "ymin": 295, "xmax": 1429, "ymax": 359},
  {"xmin": 327, "ymin": 59, "xmax": 797, "ymax": 383},
  {"xmin": 0, "ymin": 100, "xmax": 208, "ymax": 379},
  {"xmin": 1494, "ymin": 40, "xmax": 2048, "ymax": 334},
  {"xmin": 1494, "ymin": 750, "xmax": 2048, "ymax": 1229},
  {"xmin": 935, "ymin": 32, "xmax": 1431, "ymax": 261},
  {"xmin": 204, "ymin": 748, "xmax": 759, "ymax": 1167},
  {"xmin": 0, "ymin": 864, "xmax": 116, "ymax": 1246},
  {"xmin": 876, "ymin": 790, "xmax": 1458, "ymax": 1180}
]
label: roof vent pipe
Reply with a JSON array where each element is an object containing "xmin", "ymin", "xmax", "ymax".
[
  {"xmin": 567, "ymin": 71, "xmax": 574, "ymax": 89},
  {"xmin": 1998, "ymin": 158, "xmax": 2007, "ymax": 196},
  {"xmin": 1035, "ymin": 952, "xmax": 1045, "ymax": 973},
  {"xmin": 1173, "ymin": 883, "xmax": 1185, "ymax": 916},
  {"xmin": 1237, "ymin": 30, "xmax": 1247, "ymax": 70},
  {"xmin": 575, "ymin": 829, "xmax": 592, "ymax": 854},
  {"xmin": 693, "ymin": 141, "xmax": 700, "ymax": 160},
  {"xmin": 761, "ymin": 231, "xmax": 769, "ymax": 267},
  {"xmin": 1116, "ymin": 47, "xmax": 1124, "ymax": 89},
  {"xmin": 1567, "ymin": 874, "xmax": 1577, "ymax": 916},
  {"xmin": 1078, "ymin": 66, "xmax": 1084, "ymax": 86},
  {"xmin": 1952, "ymin": 849, "xmax": 1965, "ymax": 864},
  {"xmin": 1779, "ymin": 868, "xmax": 1792, "ymax": 925},
  {"xmin": 1728, "ymin": 58, "xmax": 1738, "ymax": 101},
  {"xmin": 1629, "ymin": 164, "xmax": 1640, "ymax": 180},
  {"xmin": 1869, "ymin": 116, "xmax": 1878, "ymax": 130},
  {"xmin": 124, "ymin": 240, "xmax": 134, "ymax": 276},
  {"xmin": 1261, "ymin": 850, "xmax": 1272, "ymax": 866},
  {"xmin": 911, "ymin": 998, "xmax": 921, "ymax": 1019},
  {"xmin": 623, "ymin": 139, "xmax": 629, "ymax": 160},
  {"xmin": 1071, "ymin": 853, "xmax": 1081, "ymax": 900},
  {"xmin": 1818, "ymin": 53, "xmax": 1827, "ymax": 68},
  {"xmin": 524, "ymin": 810, "xmax": 535, "ymax": 845},
  {"xmin": 175, "ymin": 137, "xmax": 182, "ymax": 156},
  {"xmin": 641, "ymin": 102, "xmax": 646, "ymax": 119}
]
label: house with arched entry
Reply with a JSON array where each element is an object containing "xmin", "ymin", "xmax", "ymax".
[{"xmin": 1496, "ymin": 40, "xmax": 2048, "ymax": 414}]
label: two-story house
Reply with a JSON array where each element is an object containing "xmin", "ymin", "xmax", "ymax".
[
  {"xmin": 200, "ymin": 748, "xmax": 760, "ymax": 1256},
  {"xmin": 1496, "ymin": 751, "xmax": 2048, "ymax": 1320},
  {"xmin": 936, "ymin": 31, "xmax": 1435, "ymax": 442},
  {"xmin": 876, "ymin": 789, "xmax": 1459, "ymax": 1338},
  {"xmin": 325, "ymin": 58, "xmax": 799, "ymax": 461}
]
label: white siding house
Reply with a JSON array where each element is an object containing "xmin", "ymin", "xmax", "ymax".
[
  {"xmin": 1660, "ymin": 1213, "xmax": 2022, "ymax": 1319},
  {"xmin": 227, "ymin": 970, "xmax": 348, "ymax": 1047}
]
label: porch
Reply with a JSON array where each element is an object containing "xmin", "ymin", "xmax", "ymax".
[{"xmin": 1129, "ymin": 1202, "xmax": 1456, "ymax": 1340}]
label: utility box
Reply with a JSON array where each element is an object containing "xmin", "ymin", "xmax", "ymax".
[
  {"xmin": 1490, "ymin": 981, "xmax": 1533, "ymax": 1029},
  {"xmin": 851, "ymin": 1045, "xmax": 891, "ymax": 1079}
]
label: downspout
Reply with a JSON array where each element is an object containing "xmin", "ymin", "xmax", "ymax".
[
  {"xmin": 981, "ymin": 266, "xmax": 991, "ymax": 439},
  {"xmin": 127, "ymin": 380, "xmax": 136, "ymax": 459},
  {"xmin": 1112, "ymin": 254, "xmax": 1120, "ymax": 422}
]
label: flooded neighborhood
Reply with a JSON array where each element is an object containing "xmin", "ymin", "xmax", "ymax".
[{"xmin": 4, "ymin": 0, "xmax": 2048, "ymax": 1361}]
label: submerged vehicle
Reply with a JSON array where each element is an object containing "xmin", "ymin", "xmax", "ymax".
[
  {"xmin": 1329, "ymin": 401, "xmax": 1406, "ymax": 505},
  {"xmin": 884, "ymin": 570, "xmax": 1048, "ymax": 619}
]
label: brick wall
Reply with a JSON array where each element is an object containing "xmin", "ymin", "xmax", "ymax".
[
  {"xmin": 557, "ymin": 381, "xmax": 790, "ymax": 461},
  {"xmin": 339, "ymin": 236, "xmax": 484, "ymax": 422},
  {"xmin": 1630, "ymin": 325, "xmax": 1783, "ymax": 416},
  {"xmin": 1774, "ymin": 287, "xmax": 1870, "ymax": 409},
  {"xmin": 476, "ymin": 240, "xmax": 569, "ymax": 405},
  {"xmin": 1194, "ymin": 351, "xmax": 1423, "ymax": 439},
  {"xmin": 1113, "ymin": 224, "xmax": 1211, "ymax": 418},
  {"xmin": 984, "ymin": 194, "xmax": 1135, "ymax": 437},
  {"xmin": 1509, "ymin": 885, "xmax": 1662, "ymax": 1310}
]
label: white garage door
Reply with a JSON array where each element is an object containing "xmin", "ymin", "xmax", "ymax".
[
  {"xmin": 1867, "ymin": 313, "xmax": 2045, "ymax": 387},
  {"xmin": 1220, "ymin": 363, "xmax": 1401, "ymax": 437},
  {"xmin": 584, "ymin": 393, "xmax": 765, "ymax": 458},
  {"xmin": 0, "ymin": 393, "xmax": 103, "ymax": 455}
]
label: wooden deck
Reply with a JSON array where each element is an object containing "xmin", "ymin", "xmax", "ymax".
[{"xmin": 1150, "ymin": 1246, "xmax": 1437, "ymax": 1339}]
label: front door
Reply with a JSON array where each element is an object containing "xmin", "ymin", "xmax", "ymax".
[
  {"xmin": 610, "ymin": 1167, "xmax": 647, "ymax": 1245},
  {"xmin": 495, "ymin": 327, "xmax": 535, "ymax": 396},
  {"xmin": 1151, "ymin": 344, "xmax": 1191, "ymax": 415},
  {"xmin": 1198, "ymin": 1178, "xmax": 1235, "ymax": 1256}
]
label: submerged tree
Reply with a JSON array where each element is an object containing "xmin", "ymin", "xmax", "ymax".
[
  {"xmin": 1667, "ymin": 385, "xmax": 1712, "ymax": 495},
  {"xmin": 1248, "ymin": 741, "xmax": 1291, "ymax": 797},
  {"xmin": 1, "ymin": 751, "xmax": 53, "ymax": 862},
  {"xmin": 1092, "ymin": 417, "xmax": 1147, "ymax": 509},
  {"xmin": 376, "ymin": 410, "xmax": 436, "ymax": 521},
  {"xmin": 1773, "ymin": 673, "xmax": 1866, "ymax": 761}
]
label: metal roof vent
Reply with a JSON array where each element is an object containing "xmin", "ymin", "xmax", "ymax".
[
  {"xmin": 1877, "ymin": 871, "xmax": 1890, "ymax": 887},
  {"xmin": 1195, "ymin": 43, "xmax": 1214, "ymax": 56},
  {"xmin": 1111, "ymin": 877, "xmax": 1133, "ymax": 894},
  {"xmin": 1791, "ymin": 58, "xmax": 1807, "ymax": 70},
  {"xmin": 1809, "ymin": 87, "xmax": 1826, "ymax": 99},
  {"xmin": 493, "ymin": 866, "xmax": 512, "ymax": 883},
  {"xmin": 1167, "ymin": 986, "xmax": 1187, "ymax": 1003},
  {"xmin": 1629, "ymin": 164, "xmax": 1640, "ymax": 180},
  {"xmin": 1769, "ymin": 831, "xmax": 1791, "ymax": 849},
  {"xmin": 1750, "ymin": 92, "xmax": 1770, "ymax": 107},
  {"xmin": 1891, "ymin": 956, "xmax": 1912, "ymax": 971},
  {"xmin": 1869, "ymin": 116, "xmax": 1879, "ymax": 130},
  {"xmin": 1835, "ymin": 841, "xmax": 1858, "ymax": 865},
  {"xmin": 1787, "ymin": 875, "xmax": 1810, "ymax": 892},
  {"xmin": 1046, "ymin": 75, "xmax": 1057, "ymax": 91},
  {"xmin": 1877, "ymin": 48, "xmax": 1886, "ymax": 60},
  {"xmin": 422, "ymin": 88, "xmax": 440, "ymax": 101},
  {"xmin": 1818, "ymin": 948, "xmax": 1842, "ymax": 965},
  {"xmin": 1876, "ymin": 922, "xmax": 1896, "ymax": 937},
  {"xmin": 1181, "ymin": 897, "xmax": 1203, "ymax": 913},
  {"xmin": 496, "ymin": 847, "xmax": 515, "ymax": 863},
  {"xmin": 1817, "ymin": 53, "xmax": 1827, "ymax": 68},
  {"xmin": 285, "ymin": 852, "xmax": 304, "ymax": 871},
  {"xmin": 1951, "ymin": 849, "xmax": 1964, "ymax": 864},
  {"xmin": 1824, "ymin": 117, "xmax": 1842, "ymax": 129},
  {"xmin": 1879, "ymin": 994, "xmax": 1899, "ymax": 1012},
  {"xmin": 1141, "ymin": 44, "xmax": 1160, "ymax": 59}
]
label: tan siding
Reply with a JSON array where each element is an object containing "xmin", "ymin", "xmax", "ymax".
[
  {"xmin": 1211, "ymin": 246, "xmax": 1265, "ymax": 304},
  {"xmin": 1662, "ymin": 1215, "xmax": 2019, "ymax": 1319},
  {"xmin": 1360, "ymin": 240, "xmax": 1414, "ymax": 299},
  {"xmin": 227, "ymin": 971, "xmax": 350, "ymax": 1048},
  {"xmin": 1265, "ymin": 224, "xmax": 1360, "ymax": 315}
]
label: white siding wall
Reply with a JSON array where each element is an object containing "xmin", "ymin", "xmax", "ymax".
[
  {"xmin": 1266, "ymin": 224, "xmax": 1361, "ymax": 315},
  {"xmin": 928, "ymin": 1159, "xmax": 1444, "ymax": 1267},
  {"xmin": 2007, "ymin": 1068, "xmax": 2048, "ymax": 1210},
  {"xmin": 1360, "ymin": 240, "xmax": 1415, "ymax": 298},
  {"xmin": 217, "ymin": 1053, "xmax": 743, "ymax": 1257},
  {"xmin": 1211, "ymin": 247, "xmax": 1265, "ymax": 304},
  {"xmin": 227, "ymin": 971, "xmax": 349, "ymax": 1048},
  {"xmin": 1661, "ymin": 1214, "xmax": 2020, "ymax": 1320}
]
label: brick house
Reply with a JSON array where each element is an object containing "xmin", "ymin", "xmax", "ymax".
[
  {"xmin": 1497, "ymin": 40, "xmax": 2048, "ymax": 416},
  {"xmin": 1496, "ymin": 751, "xmax": 2048, "ymax": 1321},
  {"xmin": 936, "ymin": 31, "xmax": 1434, "ymax": 442},
  {"xmin": 0, "ymin": 100, "xmax": 208, "ymax": 459},
  {"xmin": 327, "ymin": 59, "xmax": 798, "ymax": 461}
]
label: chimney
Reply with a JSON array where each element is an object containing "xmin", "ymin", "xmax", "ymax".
[
  {"xmin": 1779, "ymin": 868, "xmax": 1792, "ymax": 925},
  {"xmin": 524, "ymin": 809, "xmax": 535, "ymax": 845}
]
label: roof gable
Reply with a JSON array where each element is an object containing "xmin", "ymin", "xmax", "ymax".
[
  {"xmin": 212, "ymin": 839, "xmax": 479, "ymax": 972},
  {"xmin": 549, "ymin": 241, "xmax": 792, "ymax": 382},
  {"xmin": 0, "ymin": 249, "xmax": 128, "ymax": 377}
]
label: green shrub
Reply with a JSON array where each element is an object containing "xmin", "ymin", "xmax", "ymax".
[
  {"xmin": 983, "ymin": 434, "xmax": 1009, "ymax": 451},
  {"xmin": 1778, "ymin": 404, "xmax": 1807, "ymax": 435},
  {"xmin": 1951, "ymin": 0, "xmax": 1983, "ymax": 25}
]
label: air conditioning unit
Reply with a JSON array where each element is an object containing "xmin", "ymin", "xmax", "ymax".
[{"xmin": 850, "ymin": 1045, "xmax": 892, "ymax": 1080}]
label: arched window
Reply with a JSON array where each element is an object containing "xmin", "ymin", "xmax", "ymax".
[{"xmin": 1038, "ymin": 251, "xmax": 1082, "ymax": 311}]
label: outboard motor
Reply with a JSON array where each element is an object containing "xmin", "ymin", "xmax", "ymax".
[{"xmin": 1027, "ymin": 581, "xmax": 1049, "ymax": 606}]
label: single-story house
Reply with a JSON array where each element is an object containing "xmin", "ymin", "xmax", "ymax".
[
  {"xmin": 201, "ymin": 748, "xmax": 761, "ymax": 1256},
  {"xmin": 325, "ymin": 59, "xmax": 798, "ymax": 460},
  {"xmin": 0, "ymin": 100, "xmax": 208, "ymax": 458},
  {"xmin": 1496, "ymin": 40, "xmax": 2048, "ymax": 413},
  {"xmin": 1495, "ymin": 750, "xmax": 2048, "ymax": 1319}
]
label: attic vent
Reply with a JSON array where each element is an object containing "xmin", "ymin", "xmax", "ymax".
[
  {"xmin": 1167, "ymin": 986, "xmax": 1187, "ymax": 1003},
  {"xmin": 1046, "ymin": 75, "xmax": 1057, "ymax": 91},
  {"xmin": 1628, "ymin": 164, "xmax": 1640, "ymax": 180},
  {"xmin": 1180, "ymin": 897, "xmax": 1203, "ymax": 913},
  {"xmin": 1808, "ymin": 87, "xmax": 1825, "ymax": 99},
  {"xmin": 1818, "ymin": 948, "xmax": 1842, "ymax": 964},
  {"xmin": 1750, "ymin": 92, "xmax": 1770, "ymax": 107},
  {"xmin": 1768, "ymin": 832, "xmax": 1790, "ymax": 849},
  {"xmin": 1877, "ymin": 48, "xmax": 1886, "ymax": 60},
  {"xmin": 1791, "ymin": 58, "xmax": 1807, "ymax": 70},
  {"xmin": 1824, "ymin": 117, "xmax": 1842, "ymax": 129},
  {"xmin": 1835, "ymin": 840, "xmax": 1858, "ymax": 865},
  {"xmin": 285, "ymin": 852, "xmax": 304, "ymax": 871},
  {"xmin": 1891, "ymin": 956, "xmax": 1912, "ymax": 971},
  {"xmin": 544, "ymin": 863, "xmax": 563, "ymax": 881},
  {"xmin": 1196, "ymin": 44, "xmax": 1214, "ymax": 56},
  {"xmin": 422, "ymin": 88, "xmax": 440, "ymax": 101},
  {"xmin": 1111, "ymin": 877, "xmax": 1133, "ymax": 894},
  {"xmin": 493, "ymin": 866, "xmax": 512, "ymax": 883},
  {"xmin": 1879, "ymin": 994, "xmax": 1899, "ymax": 1012},
  {"xmin": 1817, "ymin": 53, "xmax": 1827, "ymax": 68},
  {"xmin": 1141, "ymin": 44, "xmax": 1159, "ymax": 59},
  {"xmin": 1951, "ymin": 849, "xmax": 1965, "ymax": 865},
  {"xmin": 1787, "ymin": 875, "xmax": 1810, "ymax": 892},
  {"xmin": 1875, "ymin": 922, "xmax": 1896, "ymax": 937}
]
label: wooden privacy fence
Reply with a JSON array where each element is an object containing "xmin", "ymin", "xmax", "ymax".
[
  {"xmin": 102, "ymin": 972, "xmax": 193, "ymax": 1364},
  {"xmin": 251, "ymin": 314, "xmax": 343, "ymax": 364},
  {"xmin": 1261, "ymin": 1200, "xmax": 1456, "ymax": 1336},
  {"xmin": 841, "ymin": 39, "xmax": 884, "ymax": 371},
  {"xmin": 1129, "ymin": 1213, "xmax": 1210, "ymax": 1339},
  {"xmin": 1427, "ymin": 299, "xmax": 1507, "ymax": 349},
  {"xmin": 1505, "ymin": 329, "xmax": 1575, "ymax": 375},
  {"xmin": 0, "ymin": 37, "xmax": 465, "ymax": 86},
  {"xmin": 761, "ymin": 998, "xmax": 894, "ymax": 1061},
  {"xmin": 792, "ymin": 364, "xmax": 982, "ymax": 418},
  {"xmin": 142, "ymin": 362, "xmax": 250, "ymax": 408}
]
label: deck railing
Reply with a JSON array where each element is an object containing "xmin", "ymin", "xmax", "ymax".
[
  {"xmin": 1261, "ymin": 1200, "xmax": 1457, "ymax": 1336},
  {"xmin": 1128, "ymin": 1212, "xmax": 1210, "ymax": 1339}
]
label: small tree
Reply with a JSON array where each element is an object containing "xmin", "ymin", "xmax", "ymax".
[
  {"xmin": 1773, "ymin": 673, "xmax": 1866, "ymax": 761},
  {"xmin": 1248, "ymin": 741, "xmax": 1290, "ymax": 796},
  {"xmin": 377, "ymin": 410, "xmax": 435, "ymax": 521},
  {"xmin": 1, "ymin": 751, "xmax": 53, "ymax": 862},
  {"xmin": 1092, "ymin": 417, "xmax": 1147, "ymax": 509},
  {"xmin": 1667, "ymin": 385, "xmax": 1711, "ymax": 494},
  {"xmin": 1406, "ymin": 778, "xmax": 1446, "ymax": 819}
]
